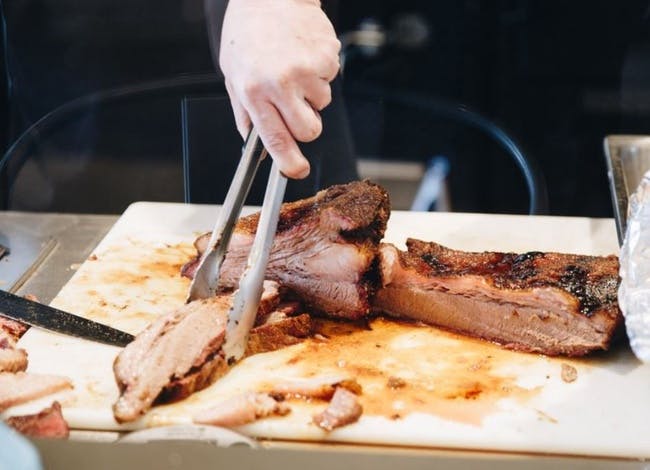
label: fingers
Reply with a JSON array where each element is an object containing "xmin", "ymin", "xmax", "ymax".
[
  {"xmin": 225, "ymin": 79, "xmax": 251, "ymax": 138},
  {"xmin": 247, "ymin": 100, "xmax": 311, "ymax": 179},
  {"xmin": 314, "ymin": 41, "xmax": 341, "ymax": 82},
  {"xmin": 273, "ymin": 92, "xmax": 323, "ymax": 143},
  {"xmin": 303, "ymin": 78, "xmax": 332, "ymax": 111}
]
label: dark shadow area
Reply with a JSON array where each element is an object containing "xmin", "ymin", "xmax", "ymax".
[{"xmin": 1, "ymin": 0, "xmax": 649, "ymax": 215}]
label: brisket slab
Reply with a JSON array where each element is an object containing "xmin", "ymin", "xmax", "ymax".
[
  {"xmin": 374, "ymin": 239, "xmax": 623, "ymax": 356},
  {"xmin": 113, "ymin": 282, "xmax": 313, "ymax": 423},
  {"xmin": 182, "ymin": 180, "xmax": 390, "ymax": 320},
  {"xmin": 6, "ymin": 402, "xmax": 69, "ymax": 439}
]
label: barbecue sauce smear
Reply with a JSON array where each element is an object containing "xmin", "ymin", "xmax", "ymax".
[{"xmin": 290, "ymin": 318, "xmax": 543, "ymax": 426}]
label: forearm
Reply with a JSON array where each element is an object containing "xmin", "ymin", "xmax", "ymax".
[{"xmin": 205, "ymin": 0, "xmax": 323, "ymax": 72}]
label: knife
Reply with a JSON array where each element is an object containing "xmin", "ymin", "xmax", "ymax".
[{"xmin": 0, "ymin": 290, "xmax": 134, "ymax": 347}]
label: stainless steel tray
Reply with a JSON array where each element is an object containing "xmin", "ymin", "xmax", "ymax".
[{"xmin": 604, "ymin": 135, "xmax": 650, "ymax": 245}]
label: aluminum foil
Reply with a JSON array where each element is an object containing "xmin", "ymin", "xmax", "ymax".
[{"xmin": 619, "ymin": 170, "xmax": 650, "ymax": 362}]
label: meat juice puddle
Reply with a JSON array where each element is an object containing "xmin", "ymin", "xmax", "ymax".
[
  {"xmin": 63, "ymin": 238, "xmax": 195, "ymax": 331},
  {"xmin": 286, "ymin": 318, "xmax": 552, "ymax": 426}
]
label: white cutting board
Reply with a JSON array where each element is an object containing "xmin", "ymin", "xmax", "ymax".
[{"xmin": 8, "ymin": 202, "xmax": 650, "ymax": 458}]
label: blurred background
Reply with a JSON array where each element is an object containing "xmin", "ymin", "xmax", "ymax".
[{"xmin": 1, "ymin": 0, "xmax": 649, "ymax": 216}]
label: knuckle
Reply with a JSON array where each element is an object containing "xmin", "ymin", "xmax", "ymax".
[
  {"xmin": 242, "ymin": 80, "xmax": 265, "ymax": 100},
  {"xmin": 276, "ymin": 72, "xmax": 293, "ymax": 92},
  {"xmin": 276, "ymin": 65, "xmax": 306, "ymax": 88},
  {"xmin": 264, "ymin": 129, "xmax": 292, "ymax": 152}
]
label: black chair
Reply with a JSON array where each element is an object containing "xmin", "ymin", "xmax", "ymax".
[
  {"xmin": 1, "ymin": 74, "xmax": 359, "ymax": 213},
  {"xmin": 343, "ymin": 83, "xmax": 549, "ymax": 215},
  {"xmin": 181, "ymin": 78, "xmax": 358, "ymax": 206},
  {"xmin": 0, "ymin": 74, "xmax": 224, "ymax": 213}
]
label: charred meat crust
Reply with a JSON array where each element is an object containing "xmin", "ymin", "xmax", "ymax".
[
  {"xmin": 246, "ymin": 313, "xmax": 312, "ymax": 356},
  {"xmin": 405, "ymin": 239, "xmax": 619, "ymax": 317},
  {"xmin": 237, "ymin": 180, "xmax": 389, "ymax": 243}
]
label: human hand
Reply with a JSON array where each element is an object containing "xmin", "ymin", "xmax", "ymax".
[{"xmin": 219, "ymin": 0, "xmax": 340, "ymax": 179}]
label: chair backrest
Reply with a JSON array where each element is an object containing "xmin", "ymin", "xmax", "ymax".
[
  {"xmin": 181, "ymin": 78, "xmax": 359, "ymax": 206},
  {"xmin": 344, "ymin": 83, "xmax": 549, "ymax": 215},
  {"xmin": 0, "ymin": 75, "xmax": 224, "ymax": 213}
]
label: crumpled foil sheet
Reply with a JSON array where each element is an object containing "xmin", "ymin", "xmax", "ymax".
[{"xmin": 619, "ymin": 170, "xmax": 650, "ymax": 362}]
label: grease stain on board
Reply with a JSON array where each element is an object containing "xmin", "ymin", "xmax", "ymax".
[{"xmin": 284, "ymin": 318, "xmax": 544, "ymax": 426}]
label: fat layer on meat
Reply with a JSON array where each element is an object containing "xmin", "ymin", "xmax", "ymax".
[
  {"xmin": 0, "ymin": 373, "xmax": 72, "ymax": 412},
  {"xmin": 374, "ymin": 240, "xmax": 623, "ymax": 356}
]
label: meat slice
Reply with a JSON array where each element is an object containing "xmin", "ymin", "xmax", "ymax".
[
  {"xmin": 0, "ymin": 316, "xmax": 29, "ymax": 341},
  {"xmin": 193, "ymin": 392, "xmax": 289, "ymax": 427},
  {"xmin": 246, "ymin": 313, "xmax": 312, "ymax": 356},
  {"xmin": 0, "ymin": 373, "xmax": 72, "ymax": 412},
  {"xmin": 269, "ymin": 376, "xmax": 362, "ymax": 400},
  {"xmin": 113, "ymin": 282, "xmax": 315, "ymax": 423},
  {"xmin": 5, "ymin": 402, "xmax": 69, "ymax": 439},
  {"xmin": 182, "ymin": 180, "xmax": 390, "ymax": 320},
  {"xmin": 113, "ymin": 282, "xmax": 280, "ymax": 423},
  {"xmin": 312, "ymin": 387, "xmax": 363, "ymax": 431},
  {"xmin": 374, "ymin": 240, "xmax": 623, "ymax": 356},
  {"xmin": 0, "ymin": 329, "xmax": 27, "ymax": 373}
]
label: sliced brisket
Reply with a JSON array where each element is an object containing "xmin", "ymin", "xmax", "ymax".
[
  {"xmin": 113, "ymin": 282, "xmax": 314, "ymax": 423},
  {"xmin": 0, "ymin": 329, "xmax": 27, "ymax": 373},
  {"xmin": 6, "ymin": 402, "xmax": 69, "ymax": 439},
  {"xmin": 182, "ymin": 180, "xmax": 390, "ymax": 320},
  {"xmin": 193, "ymin": 392, "xmax": 289, "ymax": 427},
  {"xmin": 374, "ymin": 239, "xmax": 623, "ymax": 356}
]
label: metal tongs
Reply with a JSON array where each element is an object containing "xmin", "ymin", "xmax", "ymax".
[{"xmin": 187, "ymin": 127, "xmax": 287, "ymax": 364}]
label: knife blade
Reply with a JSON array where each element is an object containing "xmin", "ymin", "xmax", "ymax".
[{"xmin": 0, "ymin": 289, "xmax": 134, "ymax": 347}]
